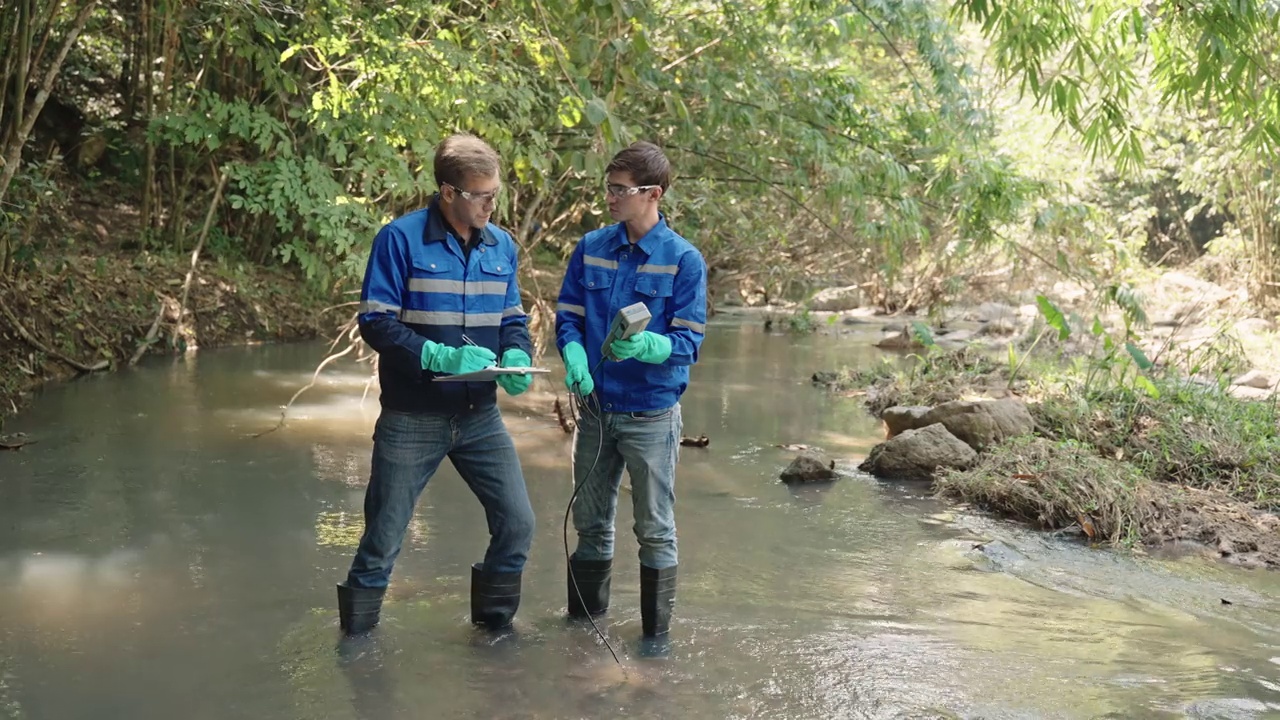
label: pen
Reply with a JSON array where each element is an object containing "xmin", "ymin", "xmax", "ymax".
[{"xmin": 460, "ymin": 334, "xmax": 502, "ymax": 370}]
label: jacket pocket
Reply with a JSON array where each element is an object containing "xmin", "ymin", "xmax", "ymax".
[
  {"xmin": 407, "ymin": 254, "xmax": 463, "ymax": 318},
  {"xmin": 472, "ymin": 251, "xmax": 514, "ymax": 317},
  {"xmin": 409, "ymin": 254, "xmax": 459, "ymax": 286},
  {"xmin": 478, "ymin": 250, "xmax": 513, "ymax": 278},
  {"xmin": 580, "ymin": 264, "xmax": 615, "ymax": 291},
  {"xmin": 474, "ymin": 251, "xmax": 513, "ymax": 296},
  {"xmin": 633, "ymin": 273, "xmax": 674, "ymax": 299}
]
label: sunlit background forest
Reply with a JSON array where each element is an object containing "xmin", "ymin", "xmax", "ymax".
[{"xmin": 3, "ymin": 0, "xmax": 1280, "ymax": 409}]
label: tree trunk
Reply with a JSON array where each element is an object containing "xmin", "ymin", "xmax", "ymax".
[
  {"xmin": 0, "ymin": 0, "xmax": 98, "ymax": 209},
  {"xmin": 122, "ymin": 0, "xmax": 141, "ymax": 121},
  {"xmin": 140, "ymin": 0, "xmax": 156, "ymax": 238},
  {"xmin": 5, "ymin": 0, "xmax": 33, "ymax": 153},
  {"xmin": 158, "ymin": 0, "xmax": 179, "ymax": 247},
  {"xmin": 0, "ymin": 5, "xmax": 21, "ymax": 142}
]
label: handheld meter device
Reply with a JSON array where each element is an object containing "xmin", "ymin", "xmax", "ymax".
[{"xmin": 602, "ymin": 302, "xmax": 652, "ymax": 361}]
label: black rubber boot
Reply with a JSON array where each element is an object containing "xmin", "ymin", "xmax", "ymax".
[
  {"xmin": 471, "ymin": 564, "xmax": 522, "ymax": 630},
  {"xmin": 640, "ymin": 564, "xmax": 677, "ymax": 637},
  {"xmin": 337, "ymin": 582, "xmax": 386, "ymax": 635},
  {"xmin": 567, "ymin": 556, "xmax": 612, "ymax": 618}
]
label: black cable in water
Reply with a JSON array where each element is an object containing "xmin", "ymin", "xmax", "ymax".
[{"xmin": 563, "ymin": 358, "xmax": 621, "ymax": 666}]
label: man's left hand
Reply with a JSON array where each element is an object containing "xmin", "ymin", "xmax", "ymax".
[
  {"xmin": 609, "ymin": 331, "xmax": 672, "ymax": 364},
  {"xmin": 495, "ymin": 348, "xmax": 533, "ymax": 396}
]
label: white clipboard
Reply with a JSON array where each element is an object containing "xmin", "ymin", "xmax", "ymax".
[{"xmin": 432, "ymin": 366, "xmax": 552, "ymax": 382}]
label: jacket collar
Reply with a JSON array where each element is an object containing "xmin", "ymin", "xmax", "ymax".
[
  {"xmin": 611, "ymin": 213, "xmax": 670, "ymax": 255},
  {"xmin": 424, "ymin": 194, "xmax": 498, "ymax": 246}
]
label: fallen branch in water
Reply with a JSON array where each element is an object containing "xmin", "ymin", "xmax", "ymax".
[
  {"xmin": 251, "ymin": 342, "xmax": 358, "ymax": 438},
  {"xmin": 251, "ymin": 314, "xmax": 364, "ymax": 438}
]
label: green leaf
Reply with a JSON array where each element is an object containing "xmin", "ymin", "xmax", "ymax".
[
  {"xmin": 1036, "ymin": 294, "xmax": 1070, "ymax": 340},
  {"xmin": 1125, "ymin": 342, "xmax": 1153, "ymax": 370},
  {"xmin": 280, "ymin": 46, "xmax": 299, "ymax": 63},
  {"xmin": 585, "ymin": 97, "xmax": 609, "ymax": 126},
  {"xmin": 556, "ymin": 96, "xmax": 583, "ymax": 127},
  {"xmin": 910, "ymin": 321, "xmax": 935, "ymax": 347},
  {"xmin": 1091, "ymin": 317, "xmax": 1104, "ymax": 336},
  {"xmin": 1134, "ymin": 375, "xmax": 1160, "ymax": 398}
]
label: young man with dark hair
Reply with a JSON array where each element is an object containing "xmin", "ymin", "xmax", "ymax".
[
  {"xmin": 337, "ymin": 133, "xmax": 536, "ymax": 634},
  {"xmin": 554, "ymin": 141, "xmax": 708, "ymax": 638}
]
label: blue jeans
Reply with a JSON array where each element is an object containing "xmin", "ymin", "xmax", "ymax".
[
  {"xmin": 571, "ymin": 403, "xmax": 682, "ymax": 569},
  {"xmin": 346, "ymin": 406, "xmax": 535, "ymax": 589}
]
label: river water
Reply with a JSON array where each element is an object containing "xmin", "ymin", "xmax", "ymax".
[{"xmin": 2, "ymin": 315, "xmax": 1278, "ymax": 719}]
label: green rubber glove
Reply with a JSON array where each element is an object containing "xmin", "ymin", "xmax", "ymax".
[
  {"xmin": 495, "ymin": 348, "xmax": 533, "ymax": 396},
  {"xmin": 562, "ymin": 341, "xmax": 594, "ymax": 396},
  {"xmin": 420, "ymin": 339, "xmax": 496, "ymax": 375},
  {"xmin": 609, "ymin": 331, "xmax": 672, "ymax": 364}
]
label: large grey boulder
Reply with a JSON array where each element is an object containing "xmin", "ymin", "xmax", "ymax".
[
  {"xmin": 809, "ymin": 285, "xmax": 864, "ymax": 311},
  {"xmin": 781, "ymin": 451, "xmax": 839, "ymax": 483},
  {"xmin": 881, "ymin": 406, "xmax": 932, "ymax": 438},
  {"xmin": 1232, "ymin": 369, "xmax": 1272, "ymax": 389},
  {"xmin": 920, "ymin": 398, "xmax": 1035, "ymax": 451},
  {"xmin": 858, "ymin": 423, "xmax": 978, "ymax": 481}
]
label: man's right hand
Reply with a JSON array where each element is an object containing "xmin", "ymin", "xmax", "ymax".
[
  {"xmin": 421, "ymin": 341, "xmax": 497, "ymax": 375},
  {"xmin": 561, "ymin": 341, "xmax": 594, "ymax": 396}
]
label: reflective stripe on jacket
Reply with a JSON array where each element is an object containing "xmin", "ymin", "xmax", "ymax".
[
  {"xmin": 359, "ymin": 197, "xmax": 531, "ymax": 414},
  {"xmin": 555, "ymin": 216, "xmax": 707, "ymax": 412}
]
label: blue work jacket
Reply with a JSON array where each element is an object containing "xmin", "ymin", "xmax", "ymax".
[
  {"xmin": 358, "ymin": 197, "xmax": 531, "ymax": 414},
  {"xmin": 555, "ymin": 216, "xmax": 707, "ymax": 412}
]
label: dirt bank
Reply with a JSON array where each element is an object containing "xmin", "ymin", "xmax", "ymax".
[
  {"xmin": 828, "ymin": 345, "xmax": 1280, "ymax": 569},
  {"xmin": 1, "ymin": 249, "xmax": 335, "ymax": 424}
]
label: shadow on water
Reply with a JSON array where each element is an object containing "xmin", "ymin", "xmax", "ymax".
[{"xmin": 2, "ymin": 318, "xmax": 1280, "ymax": 718}]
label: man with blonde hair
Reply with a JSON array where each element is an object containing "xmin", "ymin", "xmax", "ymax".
[{"xmin": 337, "ymin": 133, "xmax": 536, "ymax": 634}]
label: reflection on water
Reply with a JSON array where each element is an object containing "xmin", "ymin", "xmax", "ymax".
[{"xmin": 2, "ymin": 320, "xmax": 1279, "ymax": 719}]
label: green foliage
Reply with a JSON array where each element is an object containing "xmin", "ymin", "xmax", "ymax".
[
  {"xmin": 1007, "ymin": 287, "xmax": 1156, "ymax": 394},
  {"xmin": 1004, "ymin": 287, "xmax": 1279, "ymax": 506},
  {"xmin": 786, "ymin": 308, "xmax": 816, "ymax": 334},
  {"xmin": 8, "ymin": 0, "xmax": 1280, "ymax": 322},
  {"xmin": 1033, "ymin": 374, "xmax": 1280, "ymax": 509},
  {"xmin": 955, "ymin": 0, "xmax": 1280, "ymax": 171},
  {"xmin": 910, "ymin": 320, "xmax": 936, "ymax": 347},
  {"xmin": 837, "ymin": 316, "xmax": 1280, "ymax": 510},
  {"xmin": 959, "ymin": 0, "xmax": 1280, "ymax": 308},
  {"xmin": 0, "ymin": 162, "xmax": 67, "ymax": 277},
  {"xmin": 117, "ymin": 0, "xmax": 1032, "ymax": 297},
  {"xmin": 1035, "ymin": 294, "xmax": 1069, "ymax": 340},
  {"xmin": 836, "ymin": 346, "xmax": 1008, "ymax": 415}
]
